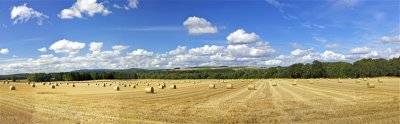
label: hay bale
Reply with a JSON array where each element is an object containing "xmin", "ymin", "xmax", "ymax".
[
  {"xmin": 367, "ymin": 83, "xmax": 375, "ymax": 88},
  {"xmin": 145, "ymin": 87, "xmax": 154, "ymax": 93},
  {"xmin": 170, "ymin": 84, "xmax": 176, "ymax": 89},
  {"xmin": 42, "ymin": 83, "xmax": 45, "ymax": 85},
  {"xmin": 158, "ymin": 85, "xmax": 164, "ymax": 89},
  {"xmin": 31, "ymin": 84, "xmax": 35, "ymax": 87},
  {"xmin": 292, "ymin": 82, "xmax": 297, "ymax": 86},
  {"xmin": 114, "ymin": 86, "xmax": 120, "ymax": 91},
  {"xmin": 248, "ymin": 84, "xmax": 255, "ymax": 90},
  {"xmin": 355, "ymin": 79, "xmax": 361, "ymax": 83},
  {"xmin": 55, "ymin": 83, "xmax": 59, "ymax": 86},
  {"xmin": 103, "ymin": 83, "xmax": 106, "ymax": 87},
  {"xmin": 131, "ymin": 85, "xmax": 136, "ymax": 88},
  {"xmin": 378, "ymin": 79, "xmax": 383, "ymax": 83},
  {"xmin": 338, "ymin": 80, "xmax": 342, "ymax": 83},
  {"xmin": 271, "ymin": 82, "xmax": 278, "ymax": 86},
  {"xmin": 9, "ymin": 86, "xmax": 16, "ymax": 90},
  {"xmin": 51, "ymin": 85, "xmax": 55, "ymax": 89},
  {"xmin": 146, "ymin": 83, "xmax": 149, "ymax": 86},
  {"xmin": 72, "ymin": 84, "xmax": 75, "ymax": 87},
  {"xmin": 226, "ymin": 84, "xmax": 233, "ymax": 89},
  {"xmin": 209, "ymin": 84, "xmax": 215, "ymax": 89}
]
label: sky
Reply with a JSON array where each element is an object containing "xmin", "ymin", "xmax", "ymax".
[{"xmin": 0, "ymin": 0, "xmax": 399, "ymax": 75}]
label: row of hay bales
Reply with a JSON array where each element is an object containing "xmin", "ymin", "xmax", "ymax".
[{"xmin": 288, "ymin": 78, "xmax": 384, "ymax": 88}]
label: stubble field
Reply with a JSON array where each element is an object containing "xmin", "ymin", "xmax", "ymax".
[{"xmin": 0, "ymin": 77, "xmax": 399, "ymax": 123}]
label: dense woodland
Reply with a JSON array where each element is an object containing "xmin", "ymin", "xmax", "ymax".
[{"xmin": 1, "ymin": 57, "xmax": 399, "ymax": 82}]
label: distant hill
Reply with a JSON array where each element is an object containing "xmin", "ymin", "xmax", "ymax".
[
  {"xmin": 72, "ymin": 68, "xmax": 145, "ymax": 72},
  {"xmin": 174, "ymin": 66, "xmax": 264, "ymax": 71}
]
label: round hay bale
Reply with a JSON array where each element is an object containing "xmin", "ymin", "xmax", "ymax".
[
  {"xmin": 209, "ymin": 84, "xmax": 215, "ymax": 89},
  {"xmin": 378, "ymin": 79, "xmax": 383, "ymax": 83},
  {"xmin": 9, "ymin": 86, "xmax": 16, "ymax": 90},
  {"xmin": 170, "ymin": 84, "xmax": 176, "ymax": 89},
  {"xmin": 355, "ymin": 79, "xmax": 361, "ymax": 83},
  {"xmin": 50, "ymin": 85, "xmax": 55, "ymax": 89},
  {"xmin": 248, "ymin": 84, "xmax": 255, "ymax": 90},
  {"xmin": 145, "ymin": 87, "xmax": 154, "ymax": 93},
  {"xmin": 146, "ymin": 83, "xmax": 149, "ymax": 86},
  {"xmin": 31, "ymin": 84, "xmax": 35, "ymax": 87},
  {"xmin": 131, "ymin": 85, "xmax": 136, "ymax": 88},
  {"xmin": 226, "ymin": 84, "xmax": 233, "ymax": 89},
  {"xmin": 114, "ymin": 86, "xmax": 120, "ymax": 91},
  {"xmin": 367, "ymin": 83, "xmax": 375, "ymax": 88},
  {"xmin": 338, "ymin": 80, "xmax": 342, "ymax": 83},
  {"xmin": 55, "ymin": 83, "xmax": 59, "ymax": 86},
  {"xmin": 271, "ymin": 82, "xmax": 278, "ymax": 86},
  {"xmin": 158, "ymin": 85, "xmax": 164, "ymax": 89},
  {"xmin": 103, "ymin": 83, "xmax": 106, "ymax": 87},
  {"xmin": 72, "ymin": 84, "xmax": 75, "ymax": 87},
  {"xmin": 292, "ymin": 82, "xmax": 297, "ymax": 86},
  {"xmin": 42, "ymin": 83, "xmax": 45, "ymax": 85}
]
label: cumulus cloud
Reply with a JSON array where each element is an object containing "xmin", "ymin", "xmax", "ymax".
[
  {"xmin": 89, "ymin": 42, "xmax": 103, "ymax": 53},
  {"xmin": 169, "ymin": 46, "xmax": 186, "ymax": 55},
  {"xmin": 183, "ymin": 16, "xmax": 218, "ymax": 35},
  {"xmin": 263, "ymin": 59, "xmax": 282, "ymax": 66},
  {"xmin": 113, "ymin": 0, "xmax": 139, "ymax": 10},
  {"xmin": 349, "ymin": 47, "xmax": 371, "ymax": 54},
  {"xmin": 49, "ymin": 39, "xmax": 86, "ymax": 55},
  {"xmin": 112, "ymin": 45, "xmax": 129, "ymax": 51},
  {"xmin": 59, "ymin": 0, "xmax": 111, "ymax": 19},
  {"xmin": 320, "ymin": 51, "xmax": 345, "ymax": 61},
  {"xmin": 290, "ymin": 49, "xmax": 313, "ymax": 57},
  {"xmin": 10, "ymin": 3, "xmax": 48, "ymax": 25},
  {"xmin": 325, "ymin": 43, "xmax": 341, "ymax": 49},
  {"xmin": 379, "ymin": 35, "xmax": 400, "ymax": 43},
  {"xmin": 0, "ymin": 48, "xmax": 9, "ymax": 54},
  {"xmin": 38, "ymin": 47, "xmax": 47, "ymax": 52},
  {"xmin": 188, "ymin": 45, "xmax": 224, "ymax": 56},
  {"xmin": 128, "ymin": 49, "xmax": 153, "ymax": 57},
  {"xmin": 227, "ymin": 29, "xmax": 260, "ymax": 44},
  {"xmin": 226, "ymin": 43, "xmax": 275, "ymax": 57}
]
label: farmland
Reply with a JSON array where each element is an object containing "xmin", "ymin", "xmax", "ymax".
[{"xmin": 0, "ymin": 78, "xmax": 399, "ymax": 123}]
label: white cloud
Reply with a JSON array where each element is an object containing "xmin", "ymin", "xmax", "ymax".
[
  {"xmin": 49, "ymin": 39, "xmax": 85, "ymax": 55},
  {"xmin": 263, "ymin": 59, "xmax": 282, "ymax": 66},
  {"xmin": 325, "ymin": 43, "xmax": 341, "ymax": 49},
  {"xmin": 112, "ymin": 45, "xmax": 129, "ymax": 51},
  {"xmin": 59, "ymin": 0, "xmax": 111, "ymax": 19},
  {"xmin": 10, "ymin": 3, "xmax": 48, "ymax": 25},
  {"xmin": 89, "ymin": 42, "xmax": 103, "ymax": 53},
  {"xmin": 226, "ymin": 44, "xmax": 275, "ymax": 57},
  {"xmin": 349, "ymin": 47, "xmax": 371, "ymax": 54},
  {"xmin": 227, "ymin": 29, "xmax": 260, "ymax": 44},
  {"xmin": 0, "ymin": 48, "xmax": 9, "ymax": 54},
  {"xmin": 128, "ymin": 49, "xmax": 153, "ymax": 57},
  {"xmin": 183, "ymin": 16, "xmax": 218, "ymax": 35},
  {"xmin": 38, "ymin": 47, "xmax": 47, "ymax": 52},
  {"xmin": 188, "ymin": 45, "xmax": 224, "ymax": 56},
  {"xmin": 320, "ymin": 51, "xmax": 345, "ymax": 61},
  {"xmin": 379, "ymin": 35, "xmax": 400, "ymax": 43},
  {"xmin": 290, "ymin": 49, "xmax": 312, "ymax": 57},
  {"xmin": 113, "ymin": 0, "xmax": 139, "ymax": 10},
  {"xmin": 169, "ymin": 46, "xmax": 186, "ymax": 55}
]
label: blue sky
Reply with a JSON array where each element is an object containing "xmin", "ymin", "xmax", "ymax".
[{"xmin": 0, "ymin": 0, "xmax": 399, "ymax": 74}]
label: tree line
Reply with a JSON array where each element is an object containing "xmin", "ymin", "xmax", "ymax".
[{"xmin": 20, "ymin": 57, "xmax": 400, "ymax": 82}]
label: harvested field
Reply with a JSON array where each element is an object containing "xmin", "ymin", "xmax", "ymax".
[{"xmin": 0, "ymin": 78, "xmax": 399, "ymax": 123}]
